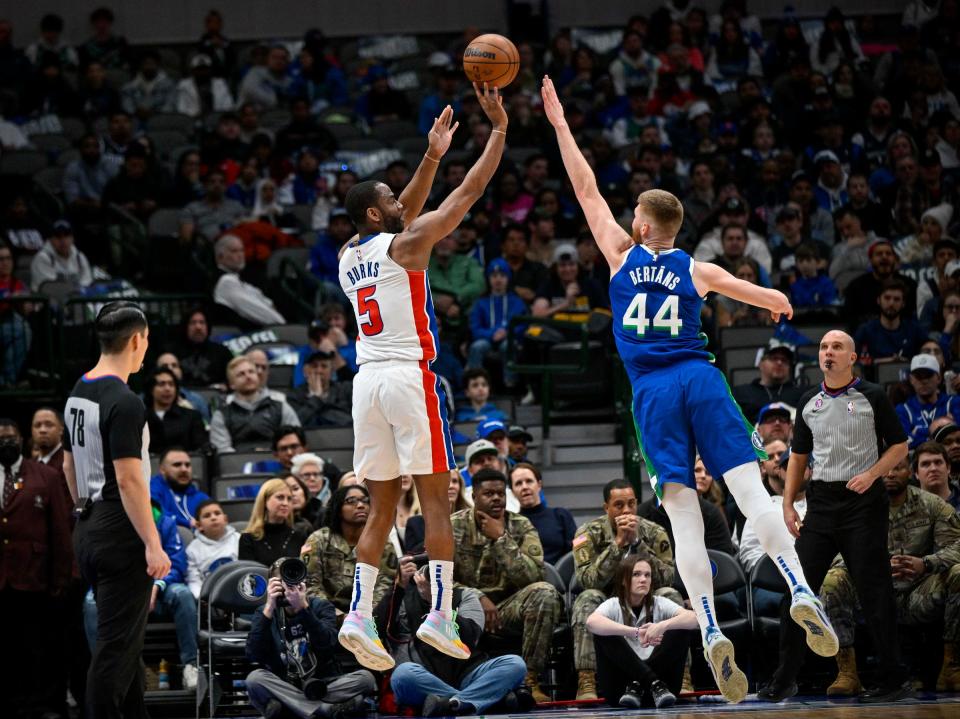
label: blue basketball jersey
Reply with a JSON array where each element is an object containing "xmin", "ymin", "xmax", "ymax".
[{"xmin": 610, "ymin": 244, "xmax": 713, "ymax": 381}]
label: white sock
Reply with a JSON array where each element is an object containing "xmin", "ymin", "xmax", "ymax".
[
  {"xmin": 429, "ymin": 560, "xmax": 454, "ymax": 614},
  {"xmin": 661, "ymin": 483, "xmax": 719, "ymax": 640},
  {"xmin": 724, "ymin": 462, "xmax": 809, "ymax": 595},
  {"xmin": 350, "ymin": 562, "xmax": 379, "ymax": 615}
]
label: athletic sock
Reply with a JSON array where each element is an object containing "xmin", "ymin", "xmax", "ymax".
[
  {"xmin": 723, "ymin": 461, "xmax": 810, "ymax": 594},
  {"xmin": 660, "ymin": 483, "xmax": 719, "ymax": 641},
  {"xmin": 350, "ymin": 562, "xmax": 379, "ymax": 616},
  {"xmin": 429, "ymin": 560, "xmax": 454, "ymax": 614}
]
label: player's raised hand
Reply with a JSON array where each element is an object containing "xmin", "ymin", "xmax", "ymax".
[
  {"xmin": 541, "ymin": 76, "xmax": 566, "ymax": 129},
  {"xmin": 473, "ymin": 82, "xmax": 508, "ymax": 130},
  {"xmin": 768, "ymin": 290, "xmax": 793, "ymax": 323},
  {"xmin": 427, "ymin": 104, "xmax": 459, "ymax": 157}
]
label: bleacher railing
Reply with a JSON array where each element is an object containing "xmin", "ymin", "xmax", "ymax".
[
  {"xmin": 505, "ymin": 315, "xmax": 592, "ymax": 439},
  {"xmin": 0, "ymin": 293, "xmax": 210, "ymax": 397}
]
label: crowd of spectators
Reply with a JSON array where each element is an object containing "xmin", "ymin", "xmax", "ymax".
[{"xmin": 3, "ymin": 0, "xmax": 960, "ymax": 715}]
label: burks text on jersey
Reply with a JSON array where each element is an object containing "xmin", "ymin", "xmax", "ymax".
[
  {"xmin": 344, "ymin": 260, "xmax": 380, "ymax": 286},
  {"xmin": 628, "ymin": 264, "xmax": 681, "ymax": 291}
]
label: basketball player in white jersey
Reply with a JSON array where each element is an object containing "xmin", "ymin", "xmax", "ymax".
[{"xmin": 336, "ymin": 83, "xmax": 508, "ymax": 670}]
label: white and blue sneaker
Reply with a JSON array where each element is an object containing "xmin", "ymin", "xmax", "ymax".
[
  {"xmin": 703, "ymin": 628, "xmax": 748, "ymax": 704},
  {"xmin": 790, "ymin": 586, "xmax": 839, "ymax": 657}
]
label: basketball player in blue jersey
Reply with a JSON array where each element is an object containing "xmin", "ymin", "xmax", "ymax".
[
  {"xmin": 333, "ymin": 83, "xmax": 508, "ymax": 672},
  {"xmin": 542, "ymin": 77, "xmax": 837, "ymax": 703}
]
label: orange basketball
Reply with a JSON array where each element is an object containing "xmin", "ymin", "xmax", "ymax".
[{"xmin": 462, "ymin": 33, "xmax": 519, "ymax": 89}]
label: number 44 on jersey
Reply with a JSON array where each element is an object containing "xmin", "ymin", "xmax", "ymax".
[{"xmin": 622, "ymin": 293, "xmax": 683, "ymax": 336}]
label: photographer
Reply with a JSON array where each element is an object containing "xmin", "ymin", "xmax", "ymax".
[
  {"xmin": 376, "ymin": 554, "xmax": 527, "ymax": 717},
  {"xmin": 246, "ymin": 557, "xmax": 376, "ymax": 719}
]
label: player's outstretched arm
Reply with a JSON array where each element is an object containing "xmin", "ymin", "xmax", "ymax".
[
  {"xmin": 541, "ymin": 75, "xmax": 633, "ymax": 273},
  {"xmin": 394, "ymin": 82, "xmax": 507, "ymax": 268},
  {"xmin": 398, "ymin": 105, "xmax": 459, "ymax": 226},
  {"xmin": 694, "ymin": 261, "xmax": 793, "ymax": 322}
]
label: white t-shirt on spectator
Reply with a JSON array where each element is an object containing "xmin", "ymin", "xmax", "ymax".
[
  {"xmin": 738, "ymin": 495, "xmax": 807, "ymax": 572},
  {"xmin": 594, "ymin": 595, "xmax": 683, "ymax": 660}
]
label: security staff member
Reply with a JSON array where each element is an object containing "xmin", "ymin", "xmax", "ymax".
[
  {"xmin": 761, "ymin": 330, "xmax": 911, "ymax": 703},
  {"xmin": 0, "ymin": 418, "xmax": 74, "ymax": 718},
  {"xmin": 63, "ymin": 301, "xmax": 171, "ymax": 719}
]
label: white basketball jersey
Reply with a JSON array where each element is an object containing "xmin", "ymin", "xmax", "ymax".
[{"xmin": 339, "ymin": 233, "xmax": 440, "ymax": 365}]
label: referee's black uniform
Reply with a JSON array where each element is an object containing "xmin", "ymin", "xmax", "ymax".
[
  {"xmin": 772, "ymin": 377, "xmax": 908, "ymax": 691},
  {"xmin": 65, "ymin": 375, "xmax": 154, "ymax": 718}
]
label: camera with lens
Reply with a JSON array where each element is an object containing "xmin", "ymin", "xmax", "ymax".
[{"xmin": 275, "ymin": 557, "xmax": 307, "ymax": 608}]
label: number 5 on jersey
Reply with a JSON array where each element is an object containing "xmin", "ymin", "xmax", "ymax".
[
  {"xmin": 623, "ymin": 293, "xmax": 682, "ymax": 336},
  {"xmin": 357, "ymin": 285, "xmax": 384, "ymax": 336}
]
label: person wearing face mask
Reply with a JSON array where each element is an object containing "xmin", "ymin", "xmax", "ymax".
[{"xmin": 0, "ymin": 417, "xmax": 74, "ymax": 718}]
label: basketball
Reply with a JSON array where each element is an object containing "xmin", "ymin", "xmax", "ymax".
[{"xmin": 462, "ymin": 33, "xmax": 519, "ymax": 89}]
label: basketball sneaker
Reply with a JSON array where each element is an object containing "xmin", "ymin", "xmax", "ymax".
[
  {"xmin": 703, "ymin": 628, "xmax": 748, "ymax": 704},
  {"xmin": 789, "ymin": 586, "xmax": 839, "ymax": 657},
  {"xmin": 416, "ymin": 609, "xmax": 471, "ymax": 660},
  {"xmin": 338, "ymin": 611, "xmax": 395, "ymax": 671}
]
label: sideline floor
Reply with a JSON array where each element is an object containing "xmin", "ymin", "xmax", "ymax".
[{"xmin": 431, "ymin": 694, "xmax": 960, "ymax": 719}]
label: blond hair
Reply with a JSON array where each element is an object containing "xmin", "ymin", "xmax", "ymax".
[
  {"xmin": 637, "ymin": 189, "xmax": 684, "ymax": 237},
  {"xmin": 244, "ymin": 478, "xmax": 293, "ymax": 539},
  {"xmin": 226, "ymin": 355, "xmax": 256, "ymax": 383}
]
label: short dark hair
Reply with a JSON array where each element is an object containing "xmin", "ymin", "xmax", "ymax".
[
  {"xmin": 463, "ymin": 367, "xmax": 491, "ymax": 389},
  {"xmin": 721, "ymin": 223, "xmax": 747, "ymax": 241},
  {"xmin": 272, "ymin": 425, "xmax": 306, "ymax": 451},
  {"xmin": 96, "ymin": 301, "xmax": 148, "ymax": 354},
  {"xmin": 90, "ymin": 7, "xmax": 115, "ymax": 23},
  {"xmin": 509, "ymin": 462, "xmax": 542, "ymax": 487},
  {"xmin": 325, "ymin": 483, "xmax": 369, "ymax": 536},
  {"xmin": 914, "ymin": 441, "xmax": 949, "ymax": 470},
  {"xmin": 879, "ymin": 278, "xmax": 906, "ymax": 297},
  {"xmin": 344, "ymin": 180, "xmax": 385, "ymax": 228},
  {"xmin": 603, "ymin": 478, "xmax": 634, "ymax": 503},
  {"xmin": 41, "ymin": 14, "xmax": 64, "ymax": 32},
  {"xmin": 794, "ymin": 243, "xmax": 819, "ymax": 261},
  {"xmin": 472, "ymin": 467, "xmax": 507, "ymax": 489},
  {"xmin": 503, "ymin": 223, "xmax": 528, "ymax": 242},
  {"xmin": 0, "ymin": 417, "xmax": 21, "ymax": 438},
  {"xmin": 193, "ymin": 498, "xmax": 223, "ymax": 520},
  {"xmin": 159, "ymin": 445, "xmax": 190, "ymax": 464},
  {"xmin": 524, "ymin": 153, "xmax": 548, "ymax": 168},
  {"xmin": 32, "ymin": 406, "xmax": 64, "ymax": 426},
  {"xmin": 443, "ymin": 159, "xmax": 468, "ymax": 176},
  {"xmin": 833, "ymin": 206, "xmax": 857, "ymax": 223}
]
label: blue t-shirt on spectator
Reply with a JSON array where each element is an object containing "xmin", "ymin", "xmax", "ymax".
[
  {"xmin": 854, "ymin": 318, "xmax": 925, "ymax": 363},
  {"xmin": 790, "ymin": 274, "xmax": 837, "ymax": 308},
  {"xmin": 455, "ymin": 403, "xmax": 508, "ymax": 423}
]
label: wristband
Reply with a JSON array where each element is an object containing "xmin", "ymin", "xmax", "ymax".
[
  {"xmin": 634, "ymin": 625, "xmax": 640, "ymax": 641},
  {"xmin": 425, "ymin": 153, "xmax": 440, "ymax": 162},
  {"xmin": 492, "ymin": 129, "xmax": 506, "ymax": 136}
]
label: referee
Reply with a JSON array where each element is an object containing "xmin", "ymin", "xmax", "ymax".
[
  {"xmin": 760, "ymin": 330, "xmax": 910, "ymax": 702},
  {"xmin": 63, "ymin": 302, "xmax": 171, "ymax": 719}
]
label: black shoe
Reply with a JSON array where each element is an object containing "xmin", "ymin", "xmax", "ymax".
[
  {"xmin": 859, "ymin": 680, "xmax": 913, "ymax": 703},
  {"xmin": 757, "ymin": 679, "xmax": 798, "ymax": 702},
  {"xmin": 447, "ymin": 698, "xmax": 476, "ymax": 716},
  {"xmin": 512, "ymin": 685, "xmax": 536, "ymax": 713},
  {"xmin": 264, "ymin": 699, "xmax": 286, "ymax": 719},
  {"xmin": 618, "ymin": 681, "xmax": 644, "ymax": 709},
  {"xmin": 324, "ymin": 695, "xmax": 367, "ymax": 719},
  {"xmin": 649, "ymin": 680, "xmax": 676, "ymax": 709},
  {"xmin": 422, "ymin": 694, "xmax": 453, "ymax": 718}
]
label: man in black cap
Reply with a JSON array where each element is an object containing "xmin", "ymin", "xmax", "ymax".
[
  {"xmin": 693, "ymin": 197, "xmax": 772, "ymax": 273},
  {"xmin": 507, "ymin": 426, "xmax": 533, "ymax": 466},
  {"xmin": 287, "ymin": 350, "xmax": 353, "ymax": 428},
  {"xmin": 933, "ymin": 423, "xmax": 960, "ymax": 493},
  {"xmin": 732, "ymin": 344, "xmax": 803, "ymax": 425}
]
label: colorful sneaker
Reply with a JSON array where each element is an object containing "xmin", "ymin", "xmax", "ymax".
[
  {"xmin": 790, "ymin": 586, "xmax": 839, "ymax": 658},
  {"xmin": 338, "ymin": 611, "xmax": 395, "ymax": 671},
  {"xmin": 415, "ymin": 609, "xmax": 471, "ymax": 660},
  {"xmin": 703, "ymin": 628, "xmax": 748, "ymax": 704}
]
